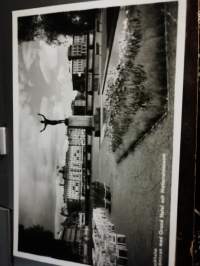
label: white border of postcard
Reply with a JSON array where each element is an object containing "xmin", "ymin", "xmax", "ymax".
[{"xmin": 12, "ymin": 0, "xmax": 187, "ymax": 265}]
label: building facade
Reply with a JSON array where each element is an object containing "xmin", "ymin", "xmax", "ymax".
[
  {"xmin": 68, "ymin": 115, "xmax": 93, "ymax": 129},
  {"xmin": 71, "ymin": 98, "xmax": 86, "ymax": 115},
  {"xmin": 63, "ymin": 128, "xmax": 87, "ymax": 203},
  {"xmin": 68, "ymin": 34, "xmax": 88, "ymax": 60},
  {"xmin": 68, "ymin": 34, "xmax": 88, "ymax": 77},
  {"xmin": 92, "ymin": 208, "xmax": 128, "ymax": 266},
  {"xmin": 68, "ymin": 128, "xmax": 86, "ymax": 146},
  {"xmin": 72, "ymin": 59, "xmax": 87, "ymax": 76}
]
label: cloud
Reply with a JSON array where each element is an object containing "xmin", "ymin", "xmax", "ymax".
[
  {"xmin": 21, "ymin": 41, "xmax": 38, "ymax": 71},
  {"xmin": 19, "ymin": 93, "xmax": 68, "ymax": 232},
  {"xmin": 18, "ymin": 36, "xmax": 76, "ymax": 233},
  {"xmin": 39, "ymin": 41, "xmax": 58, "ymax": 84},
  {"xmin": 57, "ymin": 66, "xmax": 66, "ymax": 84},
  {"xmin": 19, "ymin": 106, "xmax": 57, "ymax": 231},
  {"xmin": 19, "ymin": 100, "xmax": 56, "ymax": 230}
]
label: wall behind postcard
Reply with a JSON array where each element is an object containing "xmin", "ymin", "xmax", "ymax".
[
  {"xmin": 0, "ymin": 0, "xmax": 197, "ymax": 266},
  {"xmin": 175, "ymin": 0, "xmax": 198, "ymax": 265}
]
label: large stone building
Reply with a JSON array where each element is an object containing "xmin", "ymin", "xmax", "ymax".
[
  {"xmin": 68, "ymin": 128, "xmax": 86, "ymax": 146},
  {"xmin": 92, "ymin": 208, "xmax": 128, "ymax": 266},
  {"xmin": 68, "ymin": 35, "xmax": 88, "ymax": 60},
  {"xmin": 68, "ymin": 115, "xmax": 93, "ymax": 129},
  {"xmin": 63, "ymin": 127, "xmax": 87, "ymax": 203},
  {"xmin": 71, "ymin": 92, "xmax": 86, "ymax": 115},
  {"xmin": 68, "ymin": 33, "xmax": 94, "ymax": 95},
  {"xmin": 64, "ymin": 148, "xmax": 84, "ymax": 202},
  {"xmin": 68, "ymin": 34, "xmax": 88, "ymax": 78}
]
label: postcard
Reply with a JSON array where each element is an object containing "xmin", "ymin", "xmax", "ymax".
[{"xmin": 13, "ymin": 0, "xmax": 187, "ymax": 265}]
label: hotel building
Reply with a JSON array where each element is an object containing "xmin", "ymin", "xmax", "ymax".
[{"xmin": 63, "ymin": 127, "xmax": 87, "ymax": 203}]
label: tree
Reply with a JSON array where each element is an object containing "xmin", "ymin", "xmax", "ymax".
[
  {"xmin": 18, "ymin": 224, "xmax": 81, "ymax": 262},
  {"xmin": 18, "ymin": 9, "xmax": 97, "ymax": 44},
  {"xmin": 42, "ymin": 10, "xmax": 96, "ymax": 44},
  {"xmin": 18, "ymin": 16, "xmax": 41, "ymax": 43},
  {"xmin": 18, "ymin": 224, "xmax": 54, "ymax": 256}
]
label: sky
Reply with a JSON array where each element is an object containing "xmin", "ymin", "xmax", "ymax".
[{"xmin": 18, "ymin": 35, "xmax": 77, "ymax": 234}]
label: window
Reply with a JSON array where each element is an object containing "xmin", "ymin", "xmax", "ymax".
[
  {"xmin": 117, "ymin": 258, "xmax": 128, "ymax": 265},
  {"xmin": 117, "ymin": 237, "xmax": 126, "ymax": 244},
  {"xmin": 118, "ymin": 249, "xmax": 128, "ymax": 258},
  {"xmin": 96, "ymin": 20, "xmax": 101, "ymax": 32},
  {"xmin": 96, "ymin": 43, "xmax": 100, "ymax": 55}
]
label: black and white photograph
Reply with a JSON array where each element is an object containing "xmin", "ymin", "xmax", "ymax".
[{"xmin": 13, "ymin": 0, "xmax": 186, "ymax": 265}]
